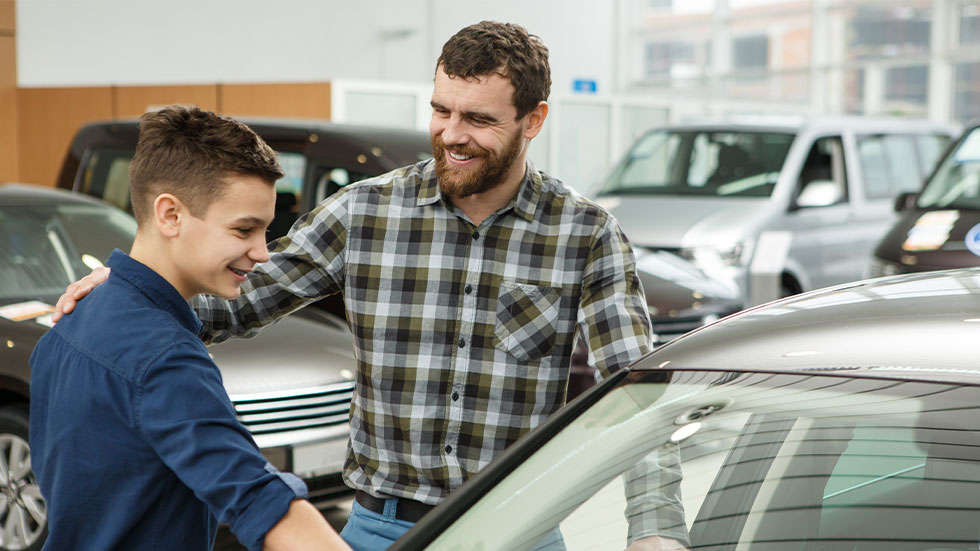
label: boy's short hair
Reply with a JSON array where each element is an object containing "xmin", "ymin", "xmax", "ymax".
[
  {"xmin": 129, "ymin": 105, "xmax": 284, "ymax": 224},
  {"xmin": 436, "ymin": 21, "xmax": 551, "ymax": 120}
]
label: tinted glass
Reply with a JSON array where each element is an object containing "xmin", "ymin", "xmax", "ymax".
[
  {"xmin": 918, "ymin": 127, "xmax": 980, "ymax": 209},
  {"xmin": 599, "ymin": 130, "xmax": 795, "ymax": 198},
  {"xmin": 0, "ymin": 202, "xmax": 136, "ymax": 300},
  {"xmin": 421, "ymin": 371, "xmax": 980, "ymax": 551},
  {"xmin": 79, "ymin": 147, "xmax": 306, "ymax": 210}
]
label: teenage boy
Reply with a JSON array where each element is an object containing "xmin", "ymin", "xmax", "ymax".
[{"xmin": 29, "ymin": 105, "xmax": 350, "ymax": 551}]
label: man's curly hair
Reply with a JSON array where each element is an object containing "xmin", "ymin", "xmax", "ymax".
[{"xmin": 436, "ymin": 21, "xmax": 551, "ymax": 119}]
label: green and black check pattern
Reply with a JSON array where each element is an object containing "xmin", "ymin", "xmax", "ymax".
[{"xmin": 194, "ymin": 159, "xmax": 652, "ymax": 505}]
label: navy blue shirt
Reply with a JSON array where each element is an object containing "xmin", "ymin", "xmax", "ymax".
[{"xmin": 29, "ymin": 250, "xmax": 306, "ymax": 551}]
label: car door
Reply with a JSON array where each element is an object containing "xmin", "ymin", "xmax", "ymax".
[{"xmin": 785, "ymin": 134, "xmax": 856, "ymax": 290}]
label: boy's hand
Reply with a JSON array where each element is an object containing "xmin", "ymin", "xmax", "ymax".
[{"xmin": 53, "ymin": 267, "xmax": 111, "ymax": 323}]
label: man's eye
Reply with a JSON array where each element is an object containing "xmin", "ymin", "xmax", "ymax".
[{"xmin": 235, "ymin": 227, "xmax": 253, "ymax": 236}]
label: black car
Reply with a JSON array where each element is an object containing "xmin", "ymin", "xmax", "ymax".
[
  {"xmin": 56, "ymin": 117, "xmax": 434, "ymax": 242},
  {"xmin": 870, "ymin": 121, "xmax": 980, "ymax": 276},
  {"xmin": 398, "ymin": 267, "xmax": 980, "ymax": 550}
]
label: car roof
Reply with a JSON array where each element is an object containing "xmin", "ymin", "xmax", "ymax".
[
  {"xmin": 636, "ymin": 268, "xmax": 980, "ymax": 384},
  {"xmin": 0, "ymin": 182, "xmax": 111, "ymax": 207},
  {"xmin": 651, "ymin": 115, "xmax": 960, "ymax": 135}
]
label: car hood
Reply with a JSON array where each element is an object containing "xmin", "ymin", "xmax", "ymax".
[
  {"xmin": 209, "ymin": 308, "xmax": 356, "ymax": 397},
  {"xmin": 594, "ymin": 194, "xmax": 768, "ymax": 248},
  {"xmin": 634, "ymin": 250, "xmax": 741, "ymax": 315},
  {"xmin": 642, "ymin": 267, "xmax": 980, "ymax": 382},
  {"xmin": 875, "ymin": 208, "xmax": 980, "ymax": 271}
]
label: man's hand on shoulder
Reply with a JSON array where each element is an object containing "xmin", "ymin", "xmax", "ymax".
[{"xmin": 52, "ymin": 266, "xmax": 110, "ymax": 323}]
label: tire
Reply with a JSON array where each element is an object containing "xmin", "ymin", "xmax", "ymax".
[{"xmin": 0, "ymin": 407, "xmax": 46, "ymax": 551}]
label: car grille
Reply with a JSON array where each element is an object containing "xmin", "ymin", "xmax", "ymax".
[{"xmin": 232, "ymin": 381, "xmax": 355, "ymax": 436}]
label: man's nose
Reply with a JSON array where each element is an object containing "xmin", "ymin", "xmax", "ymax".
[{"xmin": 440, "ymin": 115, "xmax": 468, "ymax": 146}]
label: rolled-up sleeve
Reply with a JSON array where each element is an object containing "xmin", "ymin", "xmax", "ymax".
[
  {"xmin": 578, "ymin": 217, "xmax": 653, "ymax": 379},
  {"xmin": 135, "ymin": 338, "xmax": 307, "ymax": 551}
]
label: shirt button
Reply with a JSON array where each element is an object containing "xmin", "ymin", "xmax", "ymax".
[
  {"xmin": 445, "ymin": 445, "xmax": 453, "ymax": 453},
  {"xmin": 452, "ymin": 392, "xmax": 459, "ymax": 401},
  {"xmin": 464, "ymin": 284, "xmax": 472, "ymax": 294},
  {"xmin": 458, "ymin": 337, "xmax": 465, "ymax": 348},
  {"xmin": 472, "ymin": 231, "xmax": 479, "ymax": 241}
]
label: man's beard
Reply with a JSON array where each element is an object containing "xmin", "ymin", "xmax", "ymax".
[{"xmin": 432, "ymin": 128, "xmax": 524, "ymax": 199}]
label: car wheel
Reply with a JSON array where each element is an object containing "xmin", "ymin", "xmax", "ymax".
[{"xmin": 0, "ymin": 407, "xmax": 46, "ymax": 551}]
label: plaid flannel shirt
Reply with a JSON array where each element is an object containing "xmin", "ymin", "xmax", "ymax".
[{"xmin": 193, "ymin": 158, "xmax": 652, "ymax": 505}]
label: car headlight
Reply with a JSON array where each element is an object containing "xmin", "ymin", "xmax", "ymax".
[{"xmin": 680, "ymin": 242, "xmax": 750, "ymax": 269}]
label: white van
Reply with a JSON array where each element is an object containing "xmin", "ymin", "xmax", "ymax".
[{"xmin": 593, "ymin": 117, "xmax": 958, "ymax": 305}]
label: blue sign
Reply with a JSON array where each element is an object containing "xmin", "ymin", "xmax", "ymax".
[
  {"xmin": 572, "ymin": 79, "xmax": 597, "ymax": 94},
  {"xmin": 966, "ymin": 223, "xmax": 980, "ymax": 258}
]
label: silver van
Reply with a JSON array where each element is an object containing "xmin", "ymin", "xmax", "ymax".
[{"xmin": 592, "ymin": 117, "xmax": 958, "ymax": 305}]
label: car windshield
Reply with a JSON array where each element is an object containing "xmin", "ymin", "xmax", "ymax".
[
  {"xmin": 0, "ymin": 202, "xmax": 136, "ymax": 300},
  {"xmin": 597, "ymin": 129, "xmax": 795, "ymax": 198},
  {"xmin": 422, "ymin": 370, "xmax": 980, "ymax": 551},
  {"xmin": 918, "ymin": 127, "xmax": 980, "ymax": 210}
]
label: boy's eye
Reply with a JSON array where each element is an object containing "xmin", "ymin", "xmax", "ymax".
[{"xmin": 235, "ymin": 227, "xmax": 253, "ymax": 236}]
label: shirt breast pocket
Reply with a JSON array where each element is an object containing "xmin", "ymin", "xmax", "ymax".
[{"xmin": 493, "ymin": 280, "xmax": 561, "ymax": 362}]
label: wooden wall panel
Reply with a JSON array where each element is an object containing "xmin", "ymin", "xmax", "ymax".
[
  {"xmin": 219, "ymin": 82, "xmax": 331, "ymax": 119},
  {"xmin": 0, "ymin": 37, "xmax": 17, "ymax": 182},
  {"xmin": 0, "ymin": 0, "xmax": 14, "ymax": 33},
  {"xmin": 17, "ymin": 87, "xmax": 113, "ymax": 187},
  {"xmin": 114, "ymin": 85, "xmax": 219, "ymax": 118}
]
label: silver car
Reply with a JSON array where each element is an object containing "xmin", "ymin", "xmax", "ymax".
[
  {"xmin": 398, "ymin": 267, "xmax": 980, "ymax": 550},
  {"xmin": 594, "ymin": 117, "xmax": 957, "ymax": 306}
]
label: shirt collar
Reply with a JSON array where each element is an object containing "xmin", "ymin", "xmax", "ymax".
[
  {"xmin": 416, "ymin": 158, "xmax": 541, "ymax": 223},
  {"xmin": 106, "ymin": 249, "xmax": 203, "ymax": 335}
]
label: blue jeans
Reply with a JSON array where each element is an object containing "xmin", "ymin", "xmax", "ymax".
[{"xmin": 340, "ymin": 498, "xmax": 567, "ymax": 551}]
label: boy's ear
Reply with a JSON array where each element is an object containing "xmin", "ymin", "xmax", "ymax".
[{"xmin": 152, "ymin": 193, "xmax": 183, "ymax": 238}]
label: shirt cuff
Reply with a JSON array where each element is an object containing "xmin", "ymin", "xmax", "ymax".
[{"xmin": 233, "ymin": 462, "xmax": 310, "ymax": 551}]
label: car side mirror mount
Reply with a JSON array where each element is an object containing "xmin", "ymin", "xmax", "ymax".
[
  {"xmin": 794, "ymin": 179, "xmax": 841, "ymax": 209},
  {"xmin": 894, "ymin": 191, "xmax": 918, "ymax": 212}
]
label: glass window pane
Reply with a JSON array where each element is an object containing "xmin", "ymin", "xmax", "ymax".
[
  {"xmin": 884, "ymin": 65, "xmax": 929, "ymax": 115},
  {"xmin": 843, "ymin": 3, "xmax": 932, "ymax": 62},
  {"xmin": 857, "ymin": 135, "xmax": 891, "ymax": 199},
  {"xmin": 954, "ymin": 61, "xmax": 980, "ymax": 124},
  {"xmin": 959, "ymin": 3, "xmax": 980, "ymax": 46}
]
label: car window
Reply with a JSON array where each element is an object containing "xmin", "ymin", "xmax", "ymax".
[
  {"xmin": 916, "ymin": 133, "xmax": 953, "ymax": 177},
  {"xmin": 793, "ymin": 136, "xmax": 848, "ymax": 208},
  {"xmin": 78, "ymin": 147, "xmax": 307, "ymax": 212},
  {"xmin": 313, "ymin": 166, "xmax": 373, "ymax": 204},
  {"xmin": 857, "ymin": 134, "xmax": 923, "ymax": 200},
  {"xmin": 0, "ymin": 203, "xmax": 136, "ymax": 299},
  {"xmin": 599, "ymin": 130, "xmax": 795, "ymax": 198},
  {"xmin": 918, "ymin": 127, "xmax": 980, "ymax": 210},
  {"xmin": 417, "ymin": 371, "xmax": 980, "ymax": 551}
]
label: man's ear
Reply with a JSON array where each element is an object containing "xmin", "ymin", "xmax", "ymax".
[
  {"xmin": 523, "ymin": 101, "xmax": 549, "ymax": 140},
  {"xmin": 152, "ymin": 193, "xmax": 183, "ymax": 238}
]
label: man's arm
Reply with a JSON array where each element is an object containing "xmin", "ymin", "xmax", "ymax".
[
  {"xmin": 577, "ymin": 216, "xmax": 653, "ymax": 378},
  {"xmin": 578, "ymin": 217, "xmax": 690, "ymax": 548}
]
